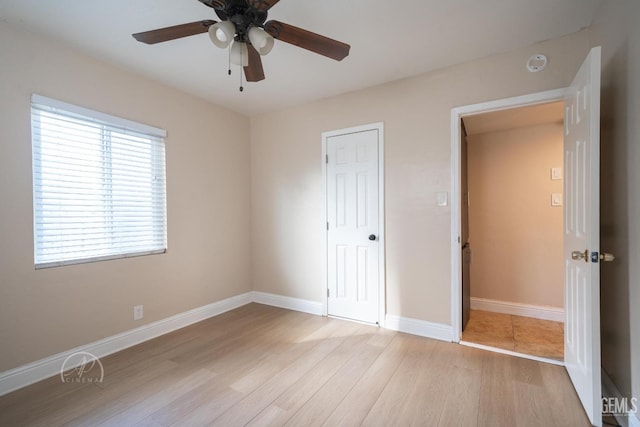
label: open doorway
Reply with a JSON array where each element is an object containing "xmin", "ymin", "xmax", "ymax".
[
  {"xmin": 459, "ymin": 102, "xmax": 565, "ymax": 362},
  {"xmin": 449, "ymin": 87, "xmax": 569, "ymax": 364},
  {"xmin": 450, "ymin": 48, "xmax": 602, "ymax": 426}
]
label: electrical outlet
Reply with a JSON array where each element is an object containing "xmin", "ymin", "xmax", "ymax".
[{"xmin": 133, "ymin": 305, "xmax": 143, "ymax": 321}]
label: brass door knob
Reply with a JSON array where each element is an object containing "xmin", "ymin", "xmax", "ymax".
[
  {"xmin": 599, "ymin": 253, "xmax": 615, "ymax": 262},
  {"xmin": 571, "ymin": 250, "xmax": 589, "ymax": 262},
  {"xmin": 571, "ymin": 250, "xmax": 615, "ymax": 263}
]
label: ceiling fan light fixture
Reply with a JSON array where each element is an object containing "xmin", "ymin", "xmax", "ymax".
[
  {"xmin": 133, "ymin": 0, "xmax": 351, "ymax": 86},
  {"xmin": 208, "ymin": 20, "xmax": 235, "ymax": 48},
  {"xmin": 230, "ymin": 41, "xmax": 249, "ymax": 66},
  {"xmin": 248, "ymin": 27, "xmax": 274, "ymax": 55}
]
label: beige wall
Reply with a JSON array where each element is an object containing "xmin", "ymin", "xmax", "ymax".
[
  {"xmin": 589, "ymin": 0, "xmax": 640, "ymax": 409},
  {"xmin": 1, "ymin": 5, "xmax": 636, "ymax": 408},
  {"xmin": 251, "ymin": 31, "xmax": 589, "ymax": 324},
  {"xmin": 467, "ymin": 123, "xmax": 564, "ymax": 308},
  {"xmin": 0, "ymin": 23, "xmax": 252, "ymax": 371}
]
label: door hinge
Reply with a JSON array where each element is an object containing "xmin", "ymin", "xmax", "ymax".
[
  {"xmin": 327, "ymin": 288, "xmax": 330, "ymax": 297},
  {"xmin": 327, "ymin": 221, "xmax": 329, "ymax": 230},
  {"xmin": 325, "ymin": 154, "xmax": 328, "ymax": 164}
]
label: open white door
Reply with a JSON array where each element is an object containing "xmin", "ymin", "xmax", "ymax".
[{"xmin": 564, "ymin": 46, "xmax": 602, "ymax": 426}]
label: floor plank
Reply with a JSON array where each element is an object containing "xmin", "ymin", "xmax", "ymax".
[
  {"xmin": 282, "ymin": 332, "xmax": 393, "ymax": 427},
  {"xmin": 0, "ymin": 303, "xmax": 591, "ymax": 427},
  {"xmin": 321, "ymin": 333, "xmax": 405, "ymax": 426},
  {"xmin": 211, "ymin": 319, "xmax": 349, "ymax": 426},
  {"xmin": 361, "ymin": 335, "xmax": 437, "ymax": 426}
]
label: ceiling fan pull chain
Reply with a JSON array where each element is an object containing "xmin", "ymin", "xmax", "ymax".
[
  {"xmin": 228, "ymin": 45, "xmax": 232, "ymax": 75},
  {"xmin": 239, "ymin": 50, "xmax": 244, "ymax": 92}
]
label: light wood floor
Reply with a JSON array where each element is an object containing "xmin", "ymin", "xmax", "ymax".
[
  {"xmin": 461, "ymin": 310, "xmax": 564, "ymax": 360},
  {"xmin": 0, "ymin": 303, "xmax": 590, "ymax": 426}
]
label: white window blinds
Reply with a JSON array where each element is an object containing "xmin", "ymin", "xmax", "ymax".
[{"xmin": 31, "ymin": 94, "xmax": 167, "ymax": 268}]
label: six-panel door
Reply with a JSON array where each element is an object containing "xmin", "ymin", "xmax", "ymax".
[{"xmin": 327, "ymin": 129, "xmax": 380, "ymax": 324}]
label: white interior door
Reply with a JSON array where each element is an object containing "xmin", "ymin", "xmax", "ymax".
[
  {"xmin": 326, "ymin": 129, "xmax": 380, "ymax": 324},
  {"xmin": 564, "ymin": 46, "xmax": 602, "ymax": 427}
]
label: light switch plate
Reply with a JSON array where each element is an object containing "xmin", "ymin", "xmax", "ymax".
[
  {"xmin": 551, "ymin": 193, "xmax": 563, "ymax": 207},
  {"xmin": 437, "ymin": 191, "xmax": 448, "ymax": 207},
  {"xmin": 551, "ymin": 167, "xmax": 563, "ymax": 180}
]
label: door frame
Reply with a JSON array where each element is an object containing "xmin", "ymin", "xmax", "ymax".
[
  {"xmin": 449, "ymin": 88, "xmax": 567, "ymax": 342},
  {"xmin": 321, "ymin": 122, "xmax": 386, "ymax": 326}
]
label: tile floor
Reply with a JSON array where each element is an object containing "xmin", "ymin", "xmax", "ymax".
[{"xmin": 461, "ymin": 309, "xmax": 564, "ymax": 360}]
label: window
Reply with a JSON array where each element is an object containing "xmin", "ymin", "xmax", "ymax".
[{"xmin": 31, "ymin": 94, "xmax": 167, "ymax": 268}]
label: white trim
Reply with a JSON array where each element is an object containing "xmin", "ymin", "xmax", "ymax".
[
  {"xmin": 459, "ymin": 341, "xmax": 565, "ymax": 366},
  {"xmin": 321, "ymin": 122, "xmax": 386, "ymax": 327},
  {"xmin": 35, "ymin": 249, "xmax": 166, "ymax": 270},
  {"xmin": 252, "ymin": 292, "xmax": 323, "ymax": 316},
  {"xmin": 0, "ymin": 292, "xmax": 252, "ymax": 397},
  {"xmin": 602, "ymin": 368, "xmax": 640, "ymax": 427},
  {"xmin": 321, "ymin": 136, "xmax": 328, "ymax": 317},
  {"xmin": 378, "ymin": 126, "xmax": 386, "ymax": 327},
  {"xmin": 8, "ymin": 289, "xmax": 578, "ymax": 400},
  {"xmin": 7, "ymin": 290, "xmax": 563, "ymax": 398},
  {"xmin": 31, "ymin": 94, "xmax": 167, "ymax": 138},
  {"xmin": 385, "ymin": 315, "xmax": 453, "ymax": 342},
  {"xmin": 470, "ymin": 297, "xmax": 564, "ymax": 322},
  {"xmin": 450, "ymin": 88, "xmax": 568, "ymax": 343}
]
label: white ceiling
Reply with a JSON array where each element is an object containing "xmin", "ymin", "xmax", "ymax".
[{"xmin": 0, "ymin": 0, "xmax": 600, "ymax": 116}]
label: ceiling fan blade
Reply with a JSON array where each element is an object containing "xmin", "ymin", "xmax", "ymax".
[
  {"xmin": 264, "ymin": 20, "xmax": 350, "ymax": 61},
  {"xmin": 132, "ymin": 20, "xmax": 216, "ymax": 45},
  {"xmin": 197, "ymin": 0, "xmax": 228, "ymax": 9},
  {"xmin": 248, "ymin": 0, "xmax": 280, "ymax": 12},
  {"xmin": 244, "ymin": 44, "xmax": 266, "ymax": 82}
]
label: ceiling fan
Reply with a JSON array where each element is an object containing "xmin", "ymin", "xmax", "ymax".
[{"xmin": 132, "ymin": 0, "xmax": 351, "ymax": 90}]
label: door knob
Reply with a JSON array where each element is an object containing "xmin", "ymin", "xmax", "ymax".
[
  {"xmin": 572, "ymin": 250, "xmax": 616, "ymax": 263},
  {"xmin": 368, "ymin": 234, "xmax": 377, "ymax": 241},
  {"xmin": 599, "ymin": 253, "xmax": 615, "ymax": 262},
  {"xmin": 571, "ymin": 250, "xmax": 589, "ymax": 262}
]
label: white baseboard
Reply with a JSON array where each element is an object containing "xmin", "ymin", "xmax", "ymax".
[
  {"xmin": 385, "ymin": 314, "xmax": 453, "ymax": 342},
  {"xmin": 0, "ymin": 292, "xmax": 253, "ymax": 397},
  {"xmin": 252, "ymin": 291, "xmax": 323, "ymax": 316},
  {"xmin": 252, "ymin": 293, "xmax": 453, "ymax": 344},
  {"xmin": 470, "ymin": 297, "xmax": 564, "ymax": 322},
  {"xmin": 602, "ymin": 368, "xmax": 640, "ymax": 427},
  {"xmin": 0, "ymin": 290, "xmax": 457, "ymax": 397}
]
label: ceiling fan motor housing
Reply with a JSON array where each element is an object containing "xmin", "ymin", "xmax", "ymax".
[{"xmin": 200, "ymin": 0, "xmax": 268, "ymax": 43}]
